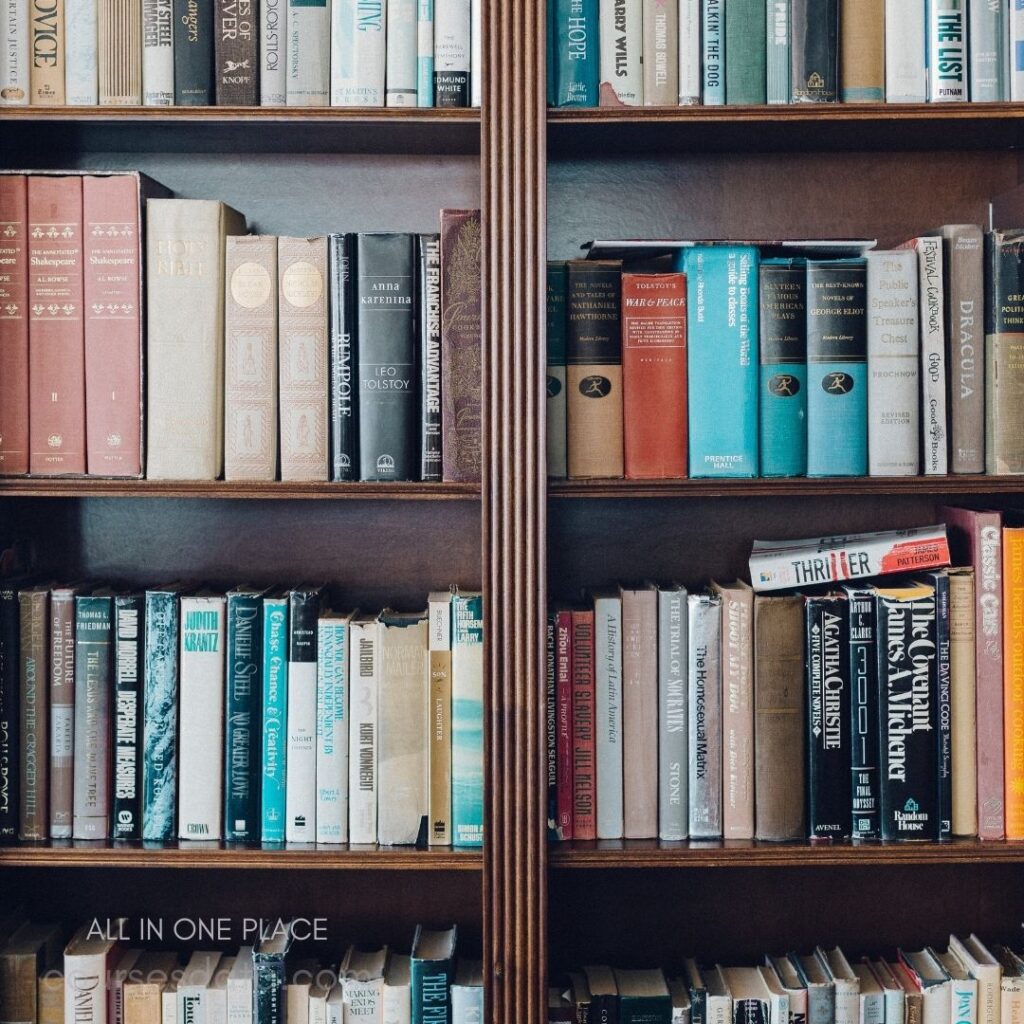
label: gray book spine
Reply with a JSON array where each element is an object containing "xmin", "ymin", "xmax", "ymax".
[
  {"xmin": 142, "ymin": 589, "xmax": 179, "ymax": 840},
  {"xmin": 970, "ymin": 0, "xmax": 1007, "ymax": 100},
  {"xmin": 658, "ymin": 585, "xmax": 688, "ymax": 841},
  {"xmin": 805, "ymin": 984, "xmax": 834, "ymax": 1024},
  {"xmin": 766, "ymin": 0, "xmax": 790, "ymax": 102},
  {"xmin": 688, "ymin": 592, "xmax": 722, "ymax": 839}
]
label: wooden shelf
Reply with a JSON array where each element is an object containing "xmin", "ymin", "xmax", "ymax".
[{"xmin": 549, "ymin": 838, "xmax": 1024, "ymax": 869}]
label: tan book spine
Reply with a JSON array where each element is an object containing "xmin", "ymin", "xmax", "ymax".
[
  {"xmin": 620, "ymin": 584, "xmax": 657, "ymax": 838},
  {"xmin": 38, "ymin": 970, "xmax": 64, "ymax": 1024},
  {"xmin": 49, "ymin": 586, "xmax": 76, "ymax": 838},
  {"xmin": 98, "ymin": 0, "xmax": 142, "ymax": 102},
  {"xmin": 949, "ymin": 566, "xmax": 978, "ymax": 836},
  {"xmin": 19, "ymin": 586, "xmax": 49, "ymax": 840},
  {"xmin": 146, "ymin": 199, "xmax": 246, "ymax": 480},
  {"xmin": 840, "ymin": 0, "xmax": 884, "ymax": 101},
  {"xmin": 277, "ymin": 236, "xmax": 329, "ymax": 481},
  {"xmin": 224, "ymin": 235, "xmax": 279, "ymax": 481},
  {"xmin": 29, "ymin": 0, "xmax": 65, "ymax": 103},
  {"xmin": 0, "ymin": 924, "xmax": 62, "ymax": 1024},
  {"xmin": 124, "ymin": 953, "xmax": 181, "ymax": 1024},
  {"xmin": 642, "ymin": 0, "xmax": 678, "ymax": 105},
  {"xmin": 428, "ymin": 592, "xmax": 452, "ymax": 846}
]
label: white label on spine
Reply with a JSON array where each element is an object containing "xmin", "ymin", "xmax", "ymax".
[
  {"xmin": 285, "ymin": 659, "xmax": 317, "ymax": 840},
  {"xmin": 0, "ymin": 0, "xmax": 29, "ymax": 104},
  {"xmin": 386, "ymin": 0, "xmax": 418, "ymax": 105},
  {"xmin": 142, "ymin": 0, "xmax": 174, "ymax": 104},
  {"xmin": 260, "ymin": 0, "xmax": 286, "ymax": 103},
  {"xmin": 331, "ymin": 0, "xmax": 386, "ymax": 105},
  {"xmin": 65, "ymin": 0, "xmax": 99, "ymax": 103}
]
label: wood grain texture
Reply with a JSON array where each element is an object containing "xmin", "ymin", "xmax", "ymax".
[{"xmin": 0, "ymin": 480, "xmax": 479, "ymax": 499}]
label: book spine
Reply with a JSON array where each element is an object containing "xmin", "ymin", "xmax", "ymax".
[
  {"xmin": 19, "ymin": 589, "xmax": 48, "ymax": 839},
  {"xmin": 452, "ymin": 592, "xmax": 483, "ymax": 847},
  {"xmin": 594, "ymin": 595, "xmax": 623, "ymax": 839},
  {"xmin": 688, "ymin": 593, "xmax": 722, "ymax": 839},
  {"xmin": 112, "ymin": 594, "xmax": 143, "ymax": 840},
  {"xmin": 29, "ymin": 0, "xmax": 65, "ymax": 102},
  {"xmin": 285, "ymin": 0, "xmax": 328, "ymax": 103},
  {"xmin": 357, "ymin": 232, "xmax": 418, "ymax": 481},
  {"xmin": 386, "ymin": 0, "xmax": 417, "ymax": 105},
  {"xmin": 278, "ymin": 236, "xmax": 329, "ymax": 481},
  {"xmin": 546, "ymin": 261, "xmax": 568, "ymax": 479},
  {"xmin": 429, "ymin": 596, "xmax": 452, "ymax": 845},
  {"xmin": 599, "ymin": 0, "xmax": 642, "ymax": 104},
  {"xmin": 1014, "ymin": 0, "xmax": 1024, "ymax": 99},
  {"xmin": 142, "ymin": 0, "xmax": 174, "ymax": 104},
  {"xmin": 766, "ymin": 0, "xmax": 790, "ymax": 102},
  {"xmin": 676, "ymin": 0, "xmax": 699, "ymax": 102},
  {"xmin": 328, "ymin": 234, "xmax": 357, "ymax": 480},
  {"xmin": 866, "ymin": 249, "xmax": 920, "ymax": 476},
  {"xmin": 805, "ymin": 594, "xmax": 851, "ymax": 841},
  {"xmin": 173, "ymin": 0, "xmax": 214, "ymax": 103},
  {"xmin": 915, "ymin": 237, "xmax": 948, "ymax": 475},
  {"xmin": 260, "ymin": 597, "xmax": 288, "ymax": 842},
  {"xmin": 411, "ymin": 957, "xmax": 452, "ymax": 1024},
  {"xmin": 806, "ymin": 258, "xmax": 868, "ymax": 477},
  {"xmin": 417, "ymin": 0, "xmax": 433, "ymax": 104},
  {"xmin": 316, "ymin": 617, "xmax": 348, "ymax": 843},
  {"xmin": 419, "ymin": 233, "xmax": 442, "ymax": 482},
  {"xmin": 790, "ymin": 0, "xmax": 838, "ymax": 100},
  {"xmin": 643, "ymin": 0, "xmax": 678, "ymax": 104},
  {"xmin": 83, "ymin": 173, "xmax": 143, "ymax": 477},
  {"xmin": 215, "ymin": 0, "xmax": 257, "ymax": 103},
  {"xmin": 970, "ymin": 0, "xmax": 1007, "ymax": 99},
  {"xmin": 253, "ymin": 956, "xmax": 286, "ymax": 1024},
  {"xmin": 470, "ymin": 0, "xmax": 479, "ymax": 105},
  {"xmin": 725, "ymin": 0, "xmax": 766, "ymax": 103},
  {"xmin": 759, "ymin": 259, "xmax": 807, "ymax": 477},
  {"xmin": 933, "ymin": 570, "xmax": 952, "ymax": 839},
  {"xmin": 570, "ymin": 609, "xmax": 596, "ymax": 840},
  {"xmin": 98, "ymin": 0, "xmax": 142, "ymax": 101},
  {"xmin": 259, "ymin": 0, "xmax": 284, "ymax": 102},
  {"xmin": 702, "ymin": 0, "xmax": 724, "ymax": 103},
  {"xmin": 928, "ymin": 0, "xmax": 967, "ymax": 100},
  {"xmin": 49, "ymin": 591, "xmax": 75, "ymax": 837},
  {"xmin": 0, "ymin": 0, "xmax": 29, "ymax": 103},
  {"xmin": 1006, "ymin": 528, "xmax": 1024, "ymax": 838},
  {"xmin": 721, "ymin": 586, "xmax": 754, "ymax": 839},
  {"xmin": 348, "ymin": 619, "xmax": 378, "ymax": 843},
  {"xmin": 0, "ymin": 176, "xmax": 29, "ymax": 474},
  {"xmin": 0, "ymin": 585, "xmax": 17, "ymax": 840},
  {"xmin": 66, "ymin": 951, "xmax": 114, "ymax": 1024},
  {"xmin": 64, "ymin": 0, "xmax": 98, "ymax": 102},
  {"xmin": 948, "ymin": 568, "xmax": 978, "ymax": 836},
  {"xmin": 178, "ymin": 595, "xmax": 226, "ymax": 839},
  {"xmin": 142, "ymin": 590, "xmax": 179, "ymax": 841},
  {"xmin": 554, "ymin": 0, "xmax": 598, "ymax": 105},
  {"xmin": 28, "ymin": 174, "xmax": 86, "ymax": 475},
  {"xmin": 330, "ymin": 0, "xmax": 385, "ymax": 106},
  {"xmin": 622, "ymin": 588, "xmax": 658, "ymax": 838},
  {"xmin": 434, "ymin": 0, "xmax": 471, "ymax": 104},
  {"xmin": 285, "ymin": 588, "xmax": 320, "ymax": 842},
  {"xmin": 73, "ymin": 595, "xmax": 112, "ymax": 840},
  {"xmin": 839, "ymin": 0, "xmax": 883, "ymax": 100},
  {"xmin": 545, "ymin": 615, "xmax": 558, "ymax": 839},
  {"xmin": 658, "ymin": 587, "xmax": 687, "ymax": 840},
  {"xmin": 224, "ymin": 593, "xmax": 262, "ymax": 841},
  {"xmin": 555, "ymin": 608, "xmax": 573, "ymax": 839},
  {"xmin": 847, "ymin": 587, "xmax": 880, "ymax": 840},
  {"xmin": 985, "ymin": 230, "xmax": 1024, "ymax": 473},
  {"xmin": 440, "ymin": 209, "xmax": 482, "ymax": 482},
  {"xmin": 885, "ymin": 0, "xmax": 926, "ymax": 100}
]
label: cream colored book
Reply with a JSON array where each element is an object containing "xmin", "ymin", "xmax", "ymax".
[
  {"xmin": 63, "ymin": 920, "xmax": 125, "ymax": 1024},
  {"xmin": 341, "ymin": 947, "xmax": 387, "ymax": 1021},
  {"xmin": 38, "ymin": 968, "xmax": 65, "ymax": 1024},
  {"xmin": 124, "ymin": 952, "xmax": 181, "ymax": 1024},
  {"xmin": 98, "ymin": 0, "xmax": 142, "ymax": 102},
  {"xmin": 427, "ymin": 591, "xmax": 452, "ymax": 846},
  {"xmin": 29, "ymin": 0, "xmax": 65, "ymax": 102},
  {"xmin": 948, "ymin": 567, "xmax": 978, "ymax": 837}
]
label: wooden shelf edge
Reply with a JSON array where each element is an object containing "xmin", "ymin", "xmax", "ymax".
[{"xmin": 0, "ymin": 106, "xmax": 480, "ymax": 125}]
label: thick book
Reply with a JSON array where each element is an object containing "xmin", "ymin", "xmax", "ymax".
[
  {"xmin": 724, "ymin": 0, "xmax": 766, "ymax": 103},
  {"xmin": 766, "ymin": 0, "xmax": 789, "ymax": 103},
  {"xmin": 948, "ymin": 566, "xmax": 977, "ymax": 836},
  {"xmin": 985, "ymin": 229, "xmax": 1024, "ymax": 473},
  {"xmin": 616, "ymin": 969, "xmax": 673, "ymax": 1024},
  {"xmin": 621, "ymin": 583, "xmax": 658, "ymax": 838},
  {"xmin": 621, "ymin": 271, "xmax": 687, "ymax": 479},
  {"xmin": 566, "ymin": 259, "xmax": 624, "ymax": 478},
  {"xmin": 805, "ymin": 592, "xmax": 850, "ymax": 842},
  {"xmin": 64, "ymin": 0, "xmax": 97, "ymax": 103},
  {"xmin": 285, "ymin": 0, "xmax": 328, "ymax": 104},
  {"xmin": 348, "ymin": 613, "xmax": 378, "ymax": 844},
  {"xmin": 688, "ymin": 591, "xmax": 722, "ymax": 839},
  {"xmin": 920, "ymin": 568, "xmax": 952, "ymax": 840},
  {"xmin": 112, "ymin": 593, "xmax": 143, "ymax": 840},
  {"xmin": 806, "ymin": 258, "xmax": 868, "ymax": 477},
  {"xmin": 386, "ymin": 0, "xmax": 417, "ymax": 104},
  {"xmin": 553, "ymin": 0, "xmax": 598, "ymax": 105},
  {"xmin": 18, "ymin": 585, "xmax": 49, "ymax": 840},
  {"xmin": 259, "ymin": 0, "xmax": 285, "ymax": 103},
  {"xmin": 759, "ymin": 257, "xmax": 807, "ymax": 478},
  {"xmin": 1005, "ymin": 522, "xmax": 1024, "ymax": 838},
  {"xmin": 885, "ymin": 0, "xmax": 926, "ymax": 101},
  {"xmin": 316, "ymin": 610, "xmax": 350, "ymax": 844},
  {"xmin": 555, "ymin": 606, "xmax": 574, "ymax": 839},
  {"xmin": 146, "ymin": 199, "xmax": 246, "ymax": 480},
  {"xmin": 278, "ymin": 236, "xmax": 329, "ymax": 481},
  {"xmin": 571, "ymin": 607, "xmax": 596, "ymax": 840},
  {"xmin": 451, "ymin": 961, "xmax": 483, "ymax": 1024},
  {"xmin": 546, "ymin": 261, "xmax": 569, "ymax": 479},
  {"xmin": 791, "ymin": 0, "xmax": 838, "ymax": 101},
  {"xmin": 260, "ymin": 593, "xmax": 288, "ymax": 842},
  {"xmin": 658, "ymin": 584, "xmax": 687, "ymax": 841},
  {"xmin": 434, "ymin": 0, "xmax": 471, "ymax": 104},
  {"xmin": 329, "ymin": 233, "xmax": 357, "ymax": 481},
  {"xmin": 49, "ymin": 584, "xmax": 77, "ymax": 838},
  {"xmin": 63, "ymin": 922, "xmax": 122, "ymax": 1024},
  {"xmin": 599, "ymin": 0, "xmax": 642, "ymax": 104},
  {"xmin": 178, "ymin": 594, "xmax": 226, "ymax": 839},
  {"xmin": 839, "ymin": 0, "xmax": 883, "ymax": 100},
  {"xmin": 865, "ymin": 249, "xmax": 920, "ymax": 477},
  {"xmin": 0, "ymin": 923, "xmax": 61, "ymax": 1024},
  {"xmin": 0, "ymin": 582, "xmax": 19, "ymax": 840},
  {"xmin": 428, "ymin": 591, "xmax": 452, "ymax": 845},
  {"xmin": 683, "ymin": 245, "xmax": 759, "ymax": 477},
  {"xmin": 142, "ymin": 0, "xmax": 173, "ymax": 103},
  {"xmin": 253, "ymin": 926, "xmax": 291, "ymax": 1024},
  {"xmin": 702, "ymin": 0, "xmax": 724, "ymax": 104},
  {"xmin": 593, "ymin": 589, "xmax": 623, "ymax": 840},
  {"xmin": 928, "ymin": 0, "xmax": 966, "ymax": 100},
  {"xmin": 330, "ymin": 0, "xmax": 385, "ymax": 106},
  {"xmin": 0, "ymin": 175, "xmax": 28, "ymax": 474},
  {"xmin": 440, "ymin": 208, "xmax": 482, "ymax": 482},
  {"xmin": 340, "ymin": 948, "xmax": 386, "ymax": 1022},
  {"xmin": 410, "ymin": 925, "xmax": 456, "ymax": 1024},
  {"xmin": 452, "ymin": 590, "xmax": 483, "ymax": 847},
  {"xmin": 753, "ymin": 594, "xmax": 805, "ymax": 841},
  {"xmin": 357, "ymin": 232, "xmax": 418, "ymax": 481},
  {"xmin": 817, "ymin": 948, "xmax": 859, "ymax": 1024},
  {"xmin": 0, "ymin": 0, "xmax": 28, "ymax": 104},
  {"xmin": 28, "ymin": 175, "xmax": 85, "ymax": 475},
  {"xmin": 215, "ymin": 0, "xmax": 256, "ymax": 103},
  {"xmin": 29, "ymin": 0, "xmax": 65, "ymax": 103},
  {"xmin": 844, "ymin": 584, "xmax": 880, "ymax": 840},
  {"xmin": 173, "ymin": 0, "xmax": 214, "ymax": 102},
  {"xmin": 285, "ymin": 585, "xmax": 322, "ymax": 842},
  {"xmin": 419, "ymin": 233, "xmax": 442, "ymax": 481},
  {"xmin": 142, "ymin": 584, "xmax": 182, "ymax": 842},
  {"xmin": 643, "ymin": 0, "xmax": 677, "ymax": 104},
  {"xmin": 225, "ymin": 235, "xmax": 279, "ymax": 482},
  {"xmin": 969, "ymin": 0, "xmax": 1006, "ymax": 101},
  {"xmin": 98, "ymin": 0, "xmax": 142, "ymax": 101}
]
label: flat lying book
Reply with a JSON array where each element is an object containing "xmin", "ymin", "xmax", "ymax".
[{"xmin": 583, "ymin": 238, "xmax": 877, "ymax": 260}]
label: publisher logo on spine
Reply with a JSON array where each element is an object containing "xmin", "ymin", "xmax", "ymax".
[
  {"xmin": 821, "ymin": 371, "xmax": 854, "ymax": 395},
  {"xmin": 768, "ymin": 373, "xmax": 800, "ymax": 398},
  {"xmin": 579, "ymin": 375, "xmax": 611, "ymax": 398}
]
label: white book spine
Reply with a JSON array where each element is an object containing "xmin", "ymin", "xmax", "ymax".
[
  {"xmin": 316, "ymin": 618, "xmax": 349, "ymax": 843},
  {"xmin": 260, "ymin": 0, "xmax": 286, "ymax": 103},
  {"xmin": 687, "ymin": 593, "xmax": 722, "ymax": 839},
  {"xmin": 928, "ymin": 0, "xmax": 967, "ymax": 100},
  {"xmin": 142, "ymin": 0, "xmax": 174, "ymax": 105},
  {"xmin": 285, "ymin": 657, "xmax": 317, "ymax": 842},
  {"xmin": 434, "ymin": 0, "xmax": 470, "ymax": 103},
  {"xmin": 883, "ymin": 988, "xmax": 906, "ymax": 1024},
  {"xmin": 64, "ymin": 0, "xmax": 98, "ymax": 103},
  {"xmin": 861, "ymin": 993, "xmax": 885, "ymax": 1024},
  {"xmin": 886, "ymin": 0, "xmax": 927, "ymax": 101},
  {"xmin": 227, "ymin": 956, "xmax": 254, "ymax": 1024},
  {"xmin": 1013, "ymin": 2, "xmax": 1024, "ymax": 99},
  {"xmin": 0, "ymin": 0, "xmax": 29, "ymax": 104},
  {"xmin": 707, "ymin": 994, "xmax": 731, "ymax": 1024},
  {"xmin": 308, "ymin": 997, "xmax": 327, "ymax": 1024},
  {"xmin": 657, "ymin": 587, "xmax": 688, "ymax": 841},
  {"xmin": 594, "ymin": 594, "xmax": 624, "ymax": 839},
  {"xmin": 678, "ymin": 0, "xmax": 699, "ymax": 102},
  {"xmin": 348, "ymin": 620, "xmax": 378, "ymax": 843},
  {"xmin": 286, "ymin": 0, "xmax": 329, "ymax": 105},
  {"xmin": 162, "ymin": 989, "xmax": 178, "ymax": 1024},
  {"xmin": 65, "ymin": 953, "xmax": 111, "ymax": 1024},
  {"xmin": 343, "ymin": 982, "xmax": 383, "ymax": 1021},
  {"xmin": 599, "ymin": 0, "xmax": 643, "ymax": 104},
  {"xmin": 470, "ymin": 0, "xmax": 480, "ymax": 105},
  {"xmin": 387, "ymin": 0, "xmax": 418, "ymax": 105},
  {"xmin": 451, "ymin": 985, "xmax": 484, "ymax": 1024},
  {"xmin": 178, "ymin": 596, "xmax": 226, "ymax": 840},
  {"xmin": 924, "ymin": 983, "xmax": 953, "ymax": 1024},
  {"xmin": 952, "ymin": 978, "xmax": 979, "ymax": 1024},
  {"xmin": 915, "ymin": 236, "xmax": 948, "ymax": 474},
  {"xmin": 834, "ymin": 982, "xmax": 860, "ymax": 1024},
  {"xmin": 383, "ymin": 985, "xmax": 411, "ymax": 1024},
  {"xmin": 331, "ymin": 0, "xmax": 385, "ymax": 105},
  {"xmin": 326, "ymin": 987, "xmax": 344, "ymax": 1024},
  {"xmin": 207, "ymin": 987, "xmax": 227, "ymax": 1024},
  {"xmin": 416, "ymin": 0, "xmax": 433, "ymax": 104},
  {"xmin": 866, "ymin": 249, "xmax": 920, "ymax": 476},
  {"xmin": 1001, "ymin": 977, "xmax": 1023, "ymax": 1024}
]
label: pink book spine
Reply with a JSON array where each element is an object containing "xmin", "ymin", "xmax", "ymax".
[
  {"xmin": 621, "ymin": 586, "xmax": 658, "ymax": 839},
  {"xmin": 0, "ymin": 175, "xmax": 29, "ymax": 475},
  {"xmin": 719, "ymin": 584, "xmax": 754, "ymax": 839}
]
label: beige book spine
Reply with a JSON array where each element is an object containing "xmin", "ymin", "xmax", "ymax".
[
  {"xmin": 428, "ymin": 593, "xmax": 452, "ymax": 846},
  {"xmin": 29, "ymin": 0, "xmax": 65, "ymax": 103},
  {"xmin": 566, "ymin": 364, "xmax": 624, "ymax": 478},
  {"xmin": 621, "ymin": 585, "xmax": 657, "ymax": 838},
  {"xmin": 38, "ymin": 971, "xmax": 65, "ymax": 1024},
  {"xmin": 98, "ymin": 0, "xmax": 141, "ymax": 102},
  {"xmin": 146, "ymin": 200, "xmax": 246, "ymax": 480},
  {"xmin": 949, "ymin": 567, "xmax": 978, "ymax": 836},
  {"xmin": 125, "ymin": 984, "xmax": 163, "ymax": 1024},
  {"xmin": 277, "ymin": 236, "xmax": 329, "ymax": 481},
  {"xmin": 224, "ymin": 235, "xmax": 279, "ymax": 481}
]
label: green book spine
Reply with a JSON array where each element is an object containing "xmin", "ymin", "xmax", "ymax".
[{"xmin": 726, "ymin": 0, "xmax": 767, "ymax": 103}]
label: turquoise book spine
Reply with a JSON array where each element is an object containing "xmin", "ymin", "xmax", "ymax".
[
  {"xmin": 766, "ymin": 0, "xmax": 790, "ymax": 102},
  {"xmin": 260, "ymin": 596, "xmax": 289, "ymax": 843},
  {"xmin": 806, "ymin": 258, "xmax": 868, "ymax": 477},
  {"xmin": 554, "ymin": 0, "xmax": 599, "ymax": 105},
  {"xmin": 726, "ymin": 0, "xmax": 767, "ymax": 103},
  {"xmin": 681, "ymin": 245, "xmax": 760, "ymax": 477},
  {"xmin": 703, "ymin": 0, "xmax": 726, "ymax": 104},
  {"xmin": 452, "ymin": 591, "xmax": 484, "ymax": 847}
]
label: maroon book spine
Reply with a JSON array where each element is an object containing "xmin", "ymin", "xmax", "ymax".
[
  {"xmin": 555, "ymin": 608, "xmax": 574, "ymax": 840},
  {"xmin": 571, "ymin": 608, "xmax": 596, "ymax": 840},
  {"xmin": 28, "ymin": 175, "xmax": 86, "ymax": 475},
  {"xmin": 0, "ymin": 175, "xmax": 29, "ymax": 475}
]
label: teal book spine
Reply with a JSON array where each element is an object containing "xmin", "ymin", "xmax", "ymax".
[
  {"xmin": 225, "ymin": 589, "xmax": 263, "ymax": 843},
  {"xmin": 766, "ymin": 0, "xmax": 790, "ymax": 102},
  {"xmin": 417, "ymin": 0, "xmax": 435, "ymax": 105},
  {"xmin": 681, "ymin": 245, "xmax": 760, "ymax": 477},
  {"xmin": 554, "ymin": 0, "xmax": 599, "ymax": 105},
  {"xmin": 411, "ymin": 929, "xmax": 456, "ymax": 1024},
  {"xmin": 452, "ymin": 591, "xmax": 483, "ymax": 847},
  {"xmin": 260, "ymin": 596, "xmax": 288, "ymax": 843},
  {"xmin": 142, "ymin": 588, "xmax": 180, "ymax": 841},
  {"xmin": 759, "ymin": 258, "xmax": 807, "ymax": 477},
  {"xmin": 806, "ymin": 258, "xmax": 868, "ymax": 477},
  {"xmin": 703, "ymin": 0, "xmax": 725, "ymax": 103},
  {"xmin": 726, "ymin": 0, "xmax": 767, "ymax": 102}
]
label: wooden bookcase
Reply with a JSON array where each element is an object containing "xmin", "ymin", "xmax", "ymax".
[{"xmin": 8, "ymin": 3, "xmax": 1024, "ymax": 1023}]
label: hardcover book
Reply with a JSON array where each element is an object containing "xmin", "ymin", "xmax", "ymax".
[
  {"xmin": 112, "ymin": 593, "xmax": 143, "ymax": 840},
  {"xmin": 678, "ymin": 0, "xmax": 700, "ymax": 103},
  {"xmin": 63, "ymin": 922, "xmax": 122, "ymax": 1024},
  {"xmin": 688, "ymin": 591, "xmax": 722, "ymax": 839},
  {"xmin": 927, "ymin": 0, "xmax": 966, "ymax": 100},
  {"xmin": 329, "ymin": 233, "xmax": 357, "ymax": 480},
  {"xmin": 173, "ymin": 0, "xmax": 214, "ymax": 102},
  {"xmin": 948, "ymin": 566, "xmax": 977, "ymax": 836},
  {"xmin": 621, "ymin": 583, "xmax": 658, "ymax": 838},
  {"xmin": 643, "ymin": 0, "xmax": 677, "ymax": 104},
  {"xmin": 49, "ymin": 584, "xmax": 77, "ymax": 838},
  {"xmin": 64, "ymin": 0, "xmax": 97, "ymax": 103},
  {"xmin": 843, "ymin": 585, "xmax": 880, "ymax": 841},
  {"xmin": 452, "ymin": 590, "xmax": 483, "ymax": 847},
  {"xmin": 98, "ymin": 0, "xmax": 142, "ymax": 101},
  {"xmin": 215, "ymin": 0, "xmax": 256, "ymax": 103},
  {"xmin": 428, "ymin": 591, "xmax": 452, "ymax": 845},
  {"xmin": 451, "ymin": 961, "xmax": 484, "ymax": 1024},
  {"xmin": 791, "ymin": 0, "xmax": 838, "ymax": 101},
  {"xmin": 285, "ymin": 585, "xmax": 322, "ymax": 842},
  {"xmin": 571, "ymin": 607, "xmax": 596, "ymax": 840},
  {"xmin": 969, "ymin": 0, "xmax": 1007, "ymax": 101},
  {"xmin": 702, "ymin": 0, "xmax": 724, "ymax": 104},
  {"xmin": 285, "ymin": 0, "xmax": 328, "ymax": 104},
  {"xmin": 348, "ymin": 613, "xmax": 378, "ymax": 844},
  {"xmin": 555, "ymin": 606, "xmax": 574, "ymax": 839},
  {"xmin": 985, "ymin": 229, "xmax": 1024, "ymax": 474},
  {"xmin": 260, "ymin": 0, "xmax": 285, "ymax": 103},
  {"xmin": 1004, "ymin": 521, "xmax": 1024, "ymax": 838},
  {"xmin": 616, "ymin": 969, "xmax": 673, "ymax": 1024},
  {"xmin": 920, "ymin": 568, "xmax": 952, "ymax": 839},
  {"xmin": 593, "ymin": 588, "xmax": 623, "ymax": 839},
  {"xmin": 316, "ymin": 610, "xmax": 350, "ymax": 843},
  {"xmin": 419, "ymin": 233, "xmax": 442, "ymax": 481},
  {"xmin": 547, "ymin": 261, "xmax": 569, "ymax": 479},
  {"xmin": 260, "ymin": 593, "xmax": 288, "ymax": 842},
  {"xmin": 839, "ymin": 0, "xmax": 883, "ymax": 100},
  {"xmin": 417, "ymin": 0, "xmax": 433, "ymax": 104},
  {"xmin": 253, "ymin": 927, "xmax": 291, "ymax": 1024},
  {"xmin": 0, "ymin": 581, "xmax": 19, "ymax": 840},
  {"xmin": 553, "ymin": 0, "xmax": 598, "ymax": 105},
  {"xmin": 29, "ymin": 0, "xmax": 65, "ymax": 103},
  {"xmin": 340, "ymin": 947, "xmax": 386, "ymax": 1023},
  {"xmin": 330, "ymin": 0, "xmax": 385, "ymax": 105},
  {"xmin": 142, "ymin": 0, "xmax": 174, "ymax": 104},
  {"xmin": 724, "ymin": 0, "xmax": 765, "ymax": 103},
  {"xmin": 386, "ymin": 0, "xmax": 417, "ymax": 104},
  {"xmin": 0, "ymin": 175, "xmax": 28, "ymax": 474},
  {"xmin": 545, "ymin": 614, "xmax": 558, "ymax": 841},
  {"xmin": 410, "ymin": 926, "xmax": 456, "ymax": 1024},
  {"xmin": 0, "ymin": 0, "xmax": 28, "ymax": 103},
  {"xmin": 658, "ymin": 584, "xmax": 687, "ymax": 841},
  {"xmin": 18, "ymin": 585, "xmax": 49, "ymax": 840},
  {"xmin": 434, "ymin": 0, "xmax": 471, "ymax": 104},
  {"xmin": 884, "ymin": 0, "xmax": 926, "ymax": 101},
  {"xmin": 598, "ymin": 0, "xmax": 642, "ymax": 104},
  {"xmin": 765, "ymin": 0, "xmax": 789, "ymax": 103}
]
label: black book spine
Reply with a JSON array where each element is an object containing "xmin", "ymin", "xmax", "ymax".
[
  {"xmin": 112, "ymin": 594, "xmax": 143, "ymax": 840},
  {"xmin": 225, "ymin": 591, "xmax": 262, "ymax": 842},
  {"xmin": 876, "ymin": 587, "xmax": 939, "ymax": 841},
  {"xmin": 329, "ymin": 234, "xmax": 357, "ymax": 481},
  {"xmin": 419, "ymin": 233, "xmax": 442, "ymax": 482},
  {"xmin": 356, "ymin": 233, "xmax": 419, "ymax": 481},
  {"xmin": 0, "ymin": 583, "xmax": 19, "ymax": 841},
  {"xmin": 805, "ymin": 593, "xmax": 851, "ymax": 841},
  {"xmin": 174, "ymin": 0, "xmax": 215, "ymax": 104},
  {"xmin": 734, "ymin": 1001, "xmax": 769, "ymax": 1024},
  {"xmin": 288, "ymin": 588, "xmax": 322, "ymax": 662},
  {"xmin": 253, "ymin": 954, "xmax": 286, "ymax": 1024},
  {"xmin": 925, "ymin": 570, "xmax": 953, "ymax": 840},
  {"xmin": 215, "ymin": 0, "xmax": 258, "ymax": 104},
  {"xmin": 790, "ymin": 0, "xmax": 838, "ymax": 102},
  {"xmin": 847, "ymin": 586, "xmax": 880, "ymax": 841},
  {"xmin": 589, "ymin": 994, "xmax": 618, "ymax": 1024}
]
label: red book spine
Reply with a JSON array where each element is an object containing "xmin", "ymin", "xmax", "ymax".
[
  {"xmin": 0, "ymin": 176, "xmax": 29, "ymax": 475},
  {"xmin": 28, "ymin": 176, "xmax": 86, "ymax": 475},
  {"xmin": 83, "ymin": 175, "xmax": 142, "ymax": 477},
  {"xmin": 555, "ymin": 608, "xmax": 574, "ymax": 840},
  {"xmin": 621, "ymin": 271, "xmax": 688, "ymax": 479},
  {"xmin": 571, "ymin": 608, "xmax": 596, "ymax": 841}
]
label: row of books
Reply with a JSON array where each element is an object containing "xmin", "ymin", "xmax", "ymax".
[
  {"xmin": 0, "ymin": 581, "xmax": 485, "ymax": 847},
  {"xmin": 547, "ymin": 228, "xmax": 1012, "ymax": 480},
  {"xmin": 550, "ymin": 0, "xmax": 1013, "ymax": 108},
  {"xmin": 0, "ymin": 916, "xmax": 476, "ymax": 1024},
  {"xmin": 553, "ymin": 937, "xmax": 1017, "ymax": 1024},
  {"xmin": 0, "ymin": 173, "xmax": 482, "ymax": 483},
  {"xmin": 0, "ymin": 0, "xmax": 481, "ymax": 107}
]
